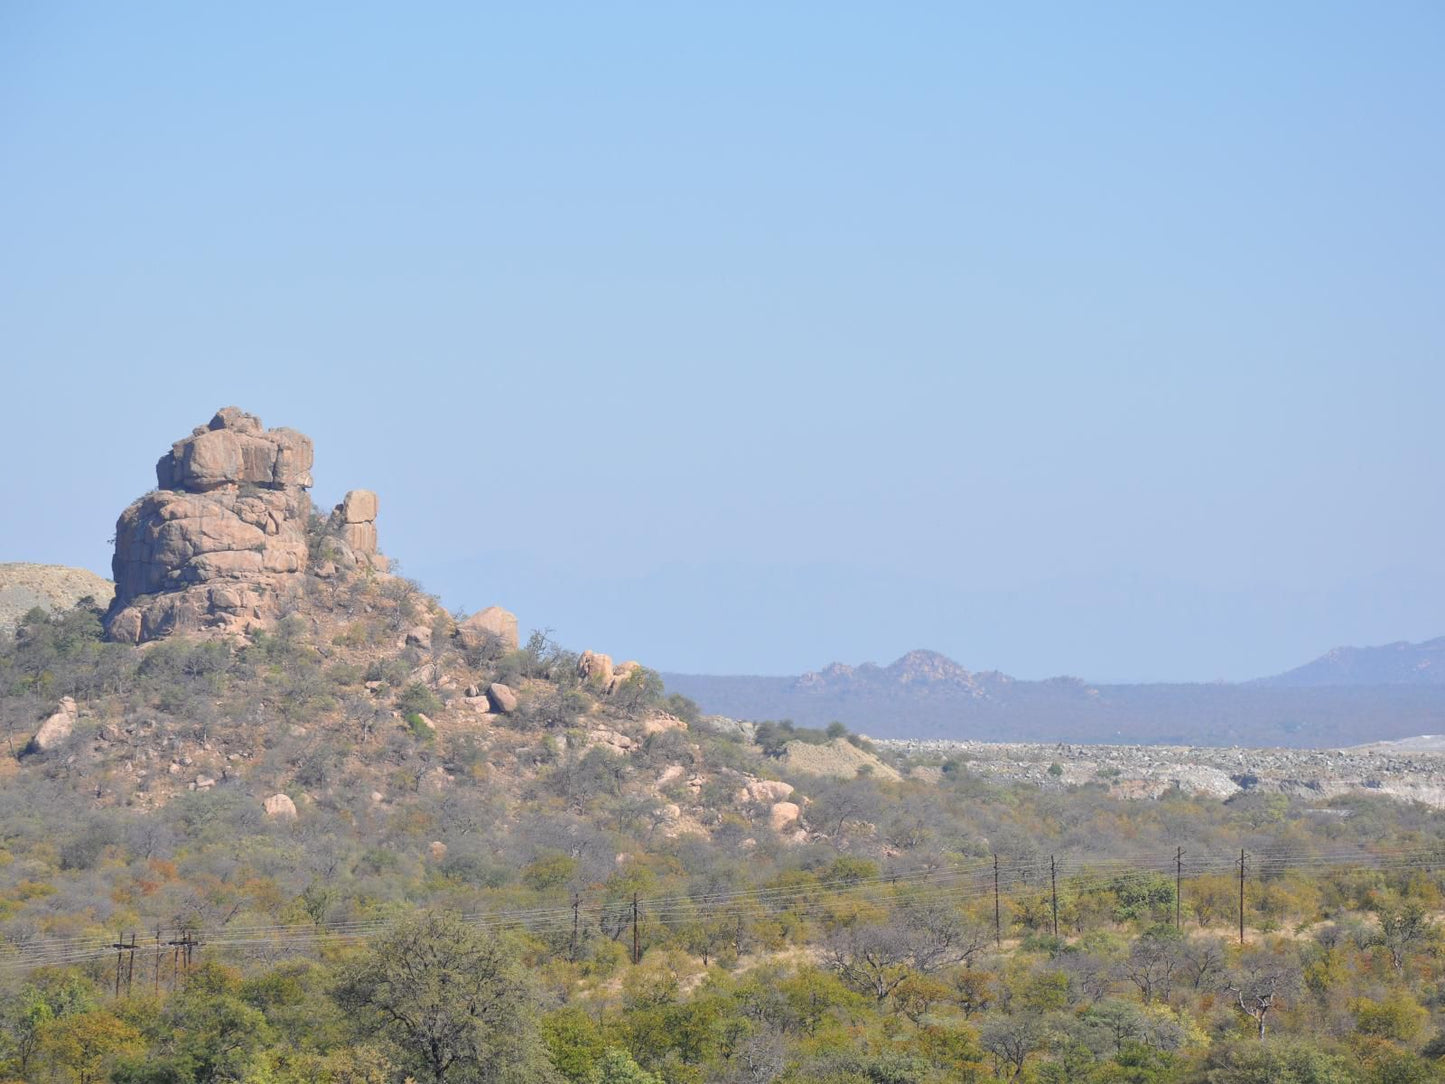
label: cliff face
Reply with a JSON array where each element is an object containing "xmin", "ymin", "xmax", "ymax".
[{"xmin": 105, "ymin": 407, "xmax": 380, "ymax": 643}]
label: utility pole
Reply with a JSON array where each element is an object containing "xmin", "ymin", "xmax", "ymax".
[
  {"xmin": 993, "ymin": 854, "xmax": 1001, "ymax": 947},
  {"xmin": 570, "ymin": 893, "xmax": 580, "ymax": 963},
  {"xmin": 168, "ymin": 932, "xmax": 199, "ymax": 987},
  {"xmin": 1050, "ymin": 856, "xmax": 1059, "ymax": 938},
  {"xmin": 1238, "ymin": 849, "xmax": 1247, "ymax": 945},
  {"xmin": 111, "ymin": 931, "xmax": 134, "ymax": 998},
  {"xmin": 154, "ymin": 926, "xmax": 163, "ymax": 996},
  {"xmin": 631, "ymin": 892, "xmax": 640, "ymax": 965},
  {"xmin": 1175, "ymin": 847, "xmax": 1184, "ymax": 930}
]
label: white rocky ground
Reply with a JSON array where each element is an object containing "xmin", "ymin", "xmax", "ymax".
[{"xmin": 877, "ymin": 736, "xmax": 1445, "ymax": 808}]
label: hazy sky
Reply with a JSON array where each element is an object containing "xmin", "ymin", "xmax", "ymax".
[{"xmin": 2, "ymin": 3, "xmax": 1442, "ymax": 682}]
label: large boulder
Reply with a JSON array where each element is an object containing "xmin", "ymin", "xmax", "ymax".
[
  {"xmin": 578, "ymin": 650, "xmax": 614, "ymax": 688},
  {"xmin": 28, "ymin": 697, "xmax": 77, "ymax": 753},
  {"xmin": 262, "ymin": 793, "xmax": 298, "ymax": 820},
  {"xmin": 486, "ymin": 682, "xmax": 518, "ymax": 714},
  {"xmin": 769, "ymin": 801, "xmax": 802, "ymax": 832},
  {"xmin": 457, "ymin": 606, "xmax": 519, "ymax": 653}
]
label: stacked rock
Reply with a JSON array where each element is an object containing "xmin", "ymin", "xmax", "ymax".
[{"xmin": 106, "ymin": 407, "xmax": 323, "ymax": 643}]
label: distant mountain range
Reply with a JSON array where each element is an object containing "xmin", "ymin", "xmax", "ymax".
[
  {"xmin": 663, "ymin": 639, "xmax": 1445, "ymax": 748},
  {"xmin": 1253, "ymin": 637, "xmax": 1445, "ymax": 687}
]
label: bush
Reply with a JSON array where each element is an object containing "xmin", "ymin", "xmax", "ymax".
[{"xmin": 395, "ymin": 682, "xmax": 442, "ymax": 718}]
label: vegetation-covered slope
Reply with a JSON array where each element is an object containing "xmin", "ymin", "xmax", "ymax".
[{"xmin": 4, "ymin": 546, "xmax": 1445, "ymax": 1081}]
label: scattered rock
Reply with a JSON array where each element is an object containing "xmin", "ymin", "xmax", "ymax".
[
  {"xmin": 405, "ymin": 625, "xmax": 433, "ymax": 649},
  {"xmin": 642, "ymin": 713, "xmax": 687, "ymax": 736},
  {"xmin": 263, "ymin": 793, "xmax": 298, "ymax": 819},
  {"xmin": 486, "ymin": 683, "xmax": 517, "ymax": 714},
  {"xmin": 195, "ymin": 775, "xmax": 216, "ymax": 789},
  {"xmin": 735, "ymin": 778, "xmax": 795, "ymax": 805},
  {"xmin": 589, "ymin": 727, "xmax": 635, "ymax": 752},
  {"xmin": 429, "ymin": 840, "xmax": 448, "ymax": 860}
]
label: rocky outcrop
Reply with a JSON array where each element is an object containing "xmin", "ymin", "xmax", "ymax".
[
  {"xmin": 104, "ymin": 408, "xmax": 388, "ymax": 644},
  {"xmin": 735, "ymin": 778, "xmax": 795, "ymax": 805},
  {"xmin": 608, "ymin": 660, "xmax": 641, "ymax": 694},
  {"xmin": 0, "ymin": 564, "xmax": 115, "ymax": 637},
  {"xmin": 328, "ymin": 489, "xmax": 386, "ymax": 571},
  {"xmin": 27, "ymin": 697, "xmax": 78, "ymax": 754},
  {"xmin": 457, "ymin": 606, "xmax": 519, "ymax": 653},
  {"xmin": 106, "ymin": 408, "xmax": 316, "ymax": 643},
  {"xmin": 578, "ymin": 650, "xmax": 614, "ymax": 689}
]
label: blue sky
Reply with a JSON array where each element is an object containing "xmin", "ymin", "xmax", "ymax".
[{"xmin": 2, "ymin": 3, "xmax": 1442, "ymax": 681}]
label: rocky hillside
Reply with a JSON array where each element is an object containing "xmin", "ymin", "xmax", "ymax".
[
  {"xmin": 0, "ymin": 407, "xmax": 851, "ymax": 854},
  {"xmin": 0, "ymin": 562, "xmax": 113, "ymax": 635}
]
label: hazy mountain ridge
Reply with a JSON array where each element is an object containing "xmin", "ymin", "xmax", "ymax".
[
  {"xmin": 1254, "ymin": 635, "xmax": 1445, "ymax": 687},
  {"xmin": 665, "ymin": 638, "xmax": 1445, "ymax": 747}
]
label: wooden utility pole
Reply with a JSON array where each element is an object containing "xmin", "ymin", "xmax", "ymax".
[
  {"xmin": 993, "ymin": 854, "xmax": 1001, "ymax": 947},
  {"xmin": 631, "ymin": 892, "xmax": 640, "ymax": 965},
  {"xmin": 1050, "ymin": 856, "xmax": 1059, "ymax": 938},
  {"xmin": 168, "ymin": 932, "xmax": 199, "ymax": 987},
  {"xmin": 1175, "ymin": 847, "xmax": 1184, "ymax": 930},
  {"xmin": 1238, "ymin": 849, "xmax": 1247, "ymax": 945},
  {"xmin": 154, "ymin": 926, "xmax": 163, "ymax": 996},
  {"xmin": 111, "ymin": 932, "xmax": 136, "ymax": 997},
  {"xmin": 570, "ymin": 893, "xmax": 580, "ymax": 963}
]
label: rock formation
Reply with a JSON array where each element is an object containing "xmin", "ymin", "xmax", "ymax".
[
  {"xmin": 263, "ymin": 793, "xmax": 298, "ymax": 819},
  {"xmin": 27, "ymin": 697, "xmax": 78, "ymax": 754},
  {"xmin": 486, "ymin": 682, "xmax": 518, "ymax": 714},
  {"xmin": 328, "ymin": 489, "xmax": 386, "ymax": 571},
  {"xmin": 105, "ymin": 407, "xmax": 385, "ymax": 644},
  {"xmin": 578, "ymin": 650, "xmax": 615, "ymax": 688},
  {"xmin": 457, "ymin": 606, "xmax": 520, "ymax": 653}
]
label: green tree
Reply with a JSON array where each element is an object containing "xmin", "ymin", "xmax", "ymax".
[
  {"xmin": 587, "ymin": 1047, "xmax": 663, "ymax": 1084},
  {"xmin": 333, "ymin": 911, "xmax": 559, "ymax": 1084},
  {"xmin": 39, "ymin": 1010, "xmax": 144, "ymax": 1084}
]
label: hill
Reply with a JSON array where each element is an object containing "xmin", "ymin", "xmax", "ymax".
[
  {"xmin": 0, "ymin": 562, "xmax": 113, "ymax": 635},
  {"xmin": 8, "ymin": 409, "xmax": 1445, "ymax": 1084},
  {"xmin": 1254, "ymin": 635, "xmax": 1445, "ymax": 687}
]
